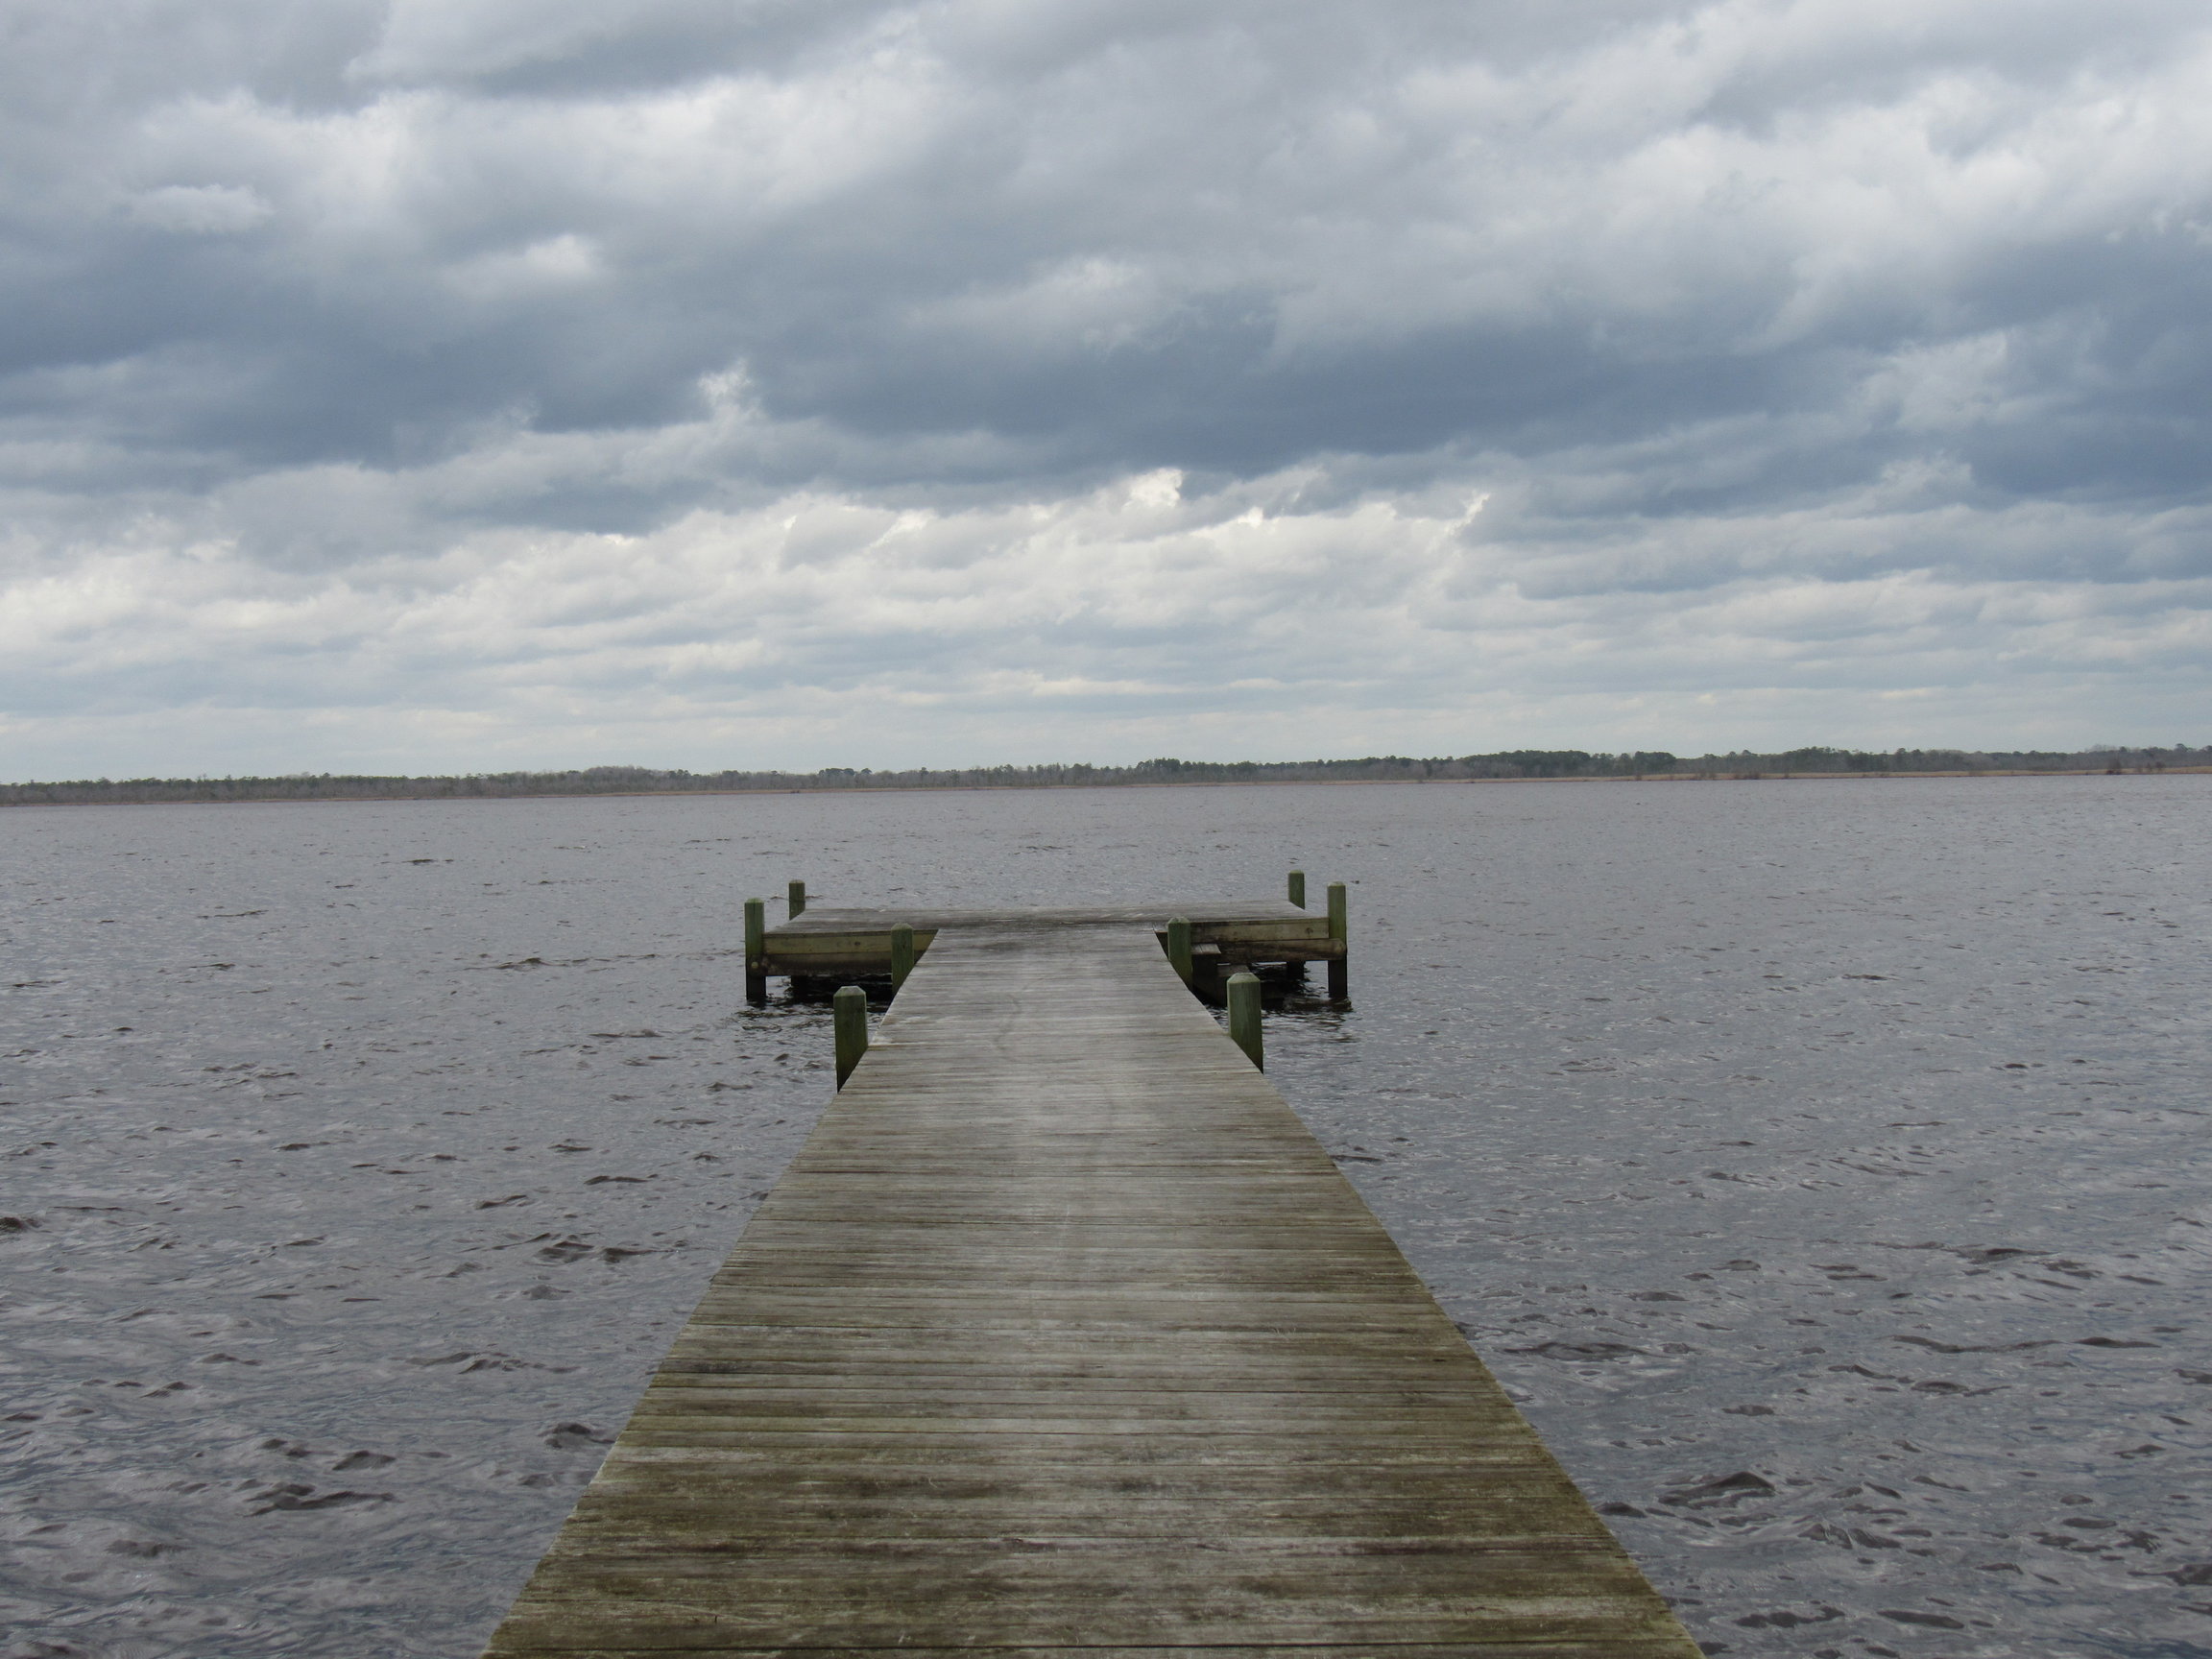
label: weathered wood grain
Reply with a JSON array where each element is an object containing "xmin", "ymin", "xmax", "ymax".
[{"xmin": 483, "ymin": 923, "xmax": 1700, "ymax": 1658}]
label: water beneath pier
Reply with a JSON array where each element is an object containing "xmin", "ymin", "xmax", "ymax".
[{"xmin": 3, "ymin": 777, "xmax": 2207, "ymax": 1659}]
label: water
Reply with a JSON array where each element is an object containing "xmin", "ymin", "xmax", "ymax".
[{"xmin": 3, "ymin": 778, "xmax": 2206, "ymax": 1659}]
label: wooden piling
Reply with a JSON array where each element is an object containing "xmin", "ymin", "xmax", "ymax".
[
  {"xmin": 788, "ymin": 878, "xmax": 807, "ymax": 918},
  {"xmin": 1287, "ymin": 869, "xmax": 1306, "ymax": 908},
  {"xmin": 1166, "ymin": 915, "xmax": 1194, "ymax": 984},
  {"xmin": 832, "ymin": 984, "xmax": 867, "ymax": 1088},
  {"xmin": 743, "ymin": 897, "xmax": 767, "ymax": 1002},
  {"xmin": 890, "ymin": 923, "xmax": 917, "ymax": 990},
  {"xmin": 1326, "ymin": 881, "xmax": 1349, "ymax": 999},
  {"xmin": 1227, "ymin": 970, "xmax": 1262, "ymax": 1070}
]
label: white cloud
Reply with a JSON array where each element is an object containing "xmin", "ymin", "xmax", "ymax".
[
  {"xmin": 5, "ymin": 450, "xmax": 2205, "ymax": 774},
  {"xmin": 443, "ymin": 232, "xmax": 604, "ymax": 300}
]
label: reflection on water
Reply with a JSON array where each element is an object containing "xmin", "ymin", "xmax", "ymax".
[{"xmin": 3, "ymin": 779, "xmax": 2207, "ymax": 1658}]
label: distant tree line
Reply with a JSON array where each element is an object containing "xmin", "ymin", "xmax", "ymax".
[{"xmin": 4, "ymin": 745, "xmax": 2204, "ymax": 806}]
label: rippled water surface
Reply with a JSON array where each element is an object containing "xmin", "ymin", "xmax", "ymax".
[{"xmin": 4, "ymin": 779, "xmax": 2208, "ymax": 1659}]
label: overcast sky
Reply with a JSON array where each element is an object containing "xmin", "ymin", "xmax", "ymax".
[{"xmin": 5, "ymin": 0, "xmax": 2208, "ymax": 777}]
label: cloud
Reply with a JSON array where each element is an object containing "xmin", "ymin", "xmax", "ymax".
[
  {"xmin": 2, "ymin": 0, "xmax": 2209, "ymax": 774},
  {"xmin": 124, "ymin": 183, "xmax": 277, "ymax": 234}
]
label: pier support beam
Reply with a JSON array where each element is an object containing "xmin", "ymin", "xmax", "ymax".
[
  {"xmin": 890, "ymin": 923, "xmax": 917, "ymax": 990},
  {"xmin": 1286, "ymin": 869, "xmax": 1306, "ymax": 908},
  {"xmin": 788, "ymin": 879, "xmax": 807, "ymax": 918},
  {"xmin": 1327, "ymin": 881, "xmax": 1349, "ymax": 999},
  {"xmin": 743, "ymin": 898, "xmax": 767, "ymax": 1003},
  {"xmin": 1227, "ymin": 971, "xmax": 1263, "ymax": 1070},
  {"xmin": 832, "ymin": 985, "xmax": 867, "ymax": 1088}
]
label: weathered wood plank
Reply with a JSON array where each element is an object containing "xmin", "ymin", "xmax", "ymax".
[{"xmin": 483, "ymin": 922, "xmax": 1700, "ymax": 1658}]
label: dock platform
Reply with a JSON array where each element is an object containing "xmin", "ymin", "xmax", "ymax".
[
  {"xmin": 483, "ymin": 914, "xmax": 1700, "ymax": 1657},
  {"xmin": 753, "ymin": 899, "xmax": 1342, "ymax": 983}
]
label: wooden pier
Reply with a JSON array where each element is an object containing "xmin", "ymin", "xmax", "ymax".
[{"xmin": 483, "ymin": 905, "xmax": 1701, "ymax": 1658}]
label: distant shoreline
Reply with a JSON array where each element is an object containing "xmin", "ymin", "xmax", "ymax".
[{"xmin": 5, "ymin": 751, "xmax": 2206, "ymax": 808}]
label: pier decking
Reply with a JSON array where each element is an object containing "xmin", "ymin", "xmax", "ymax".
[{"xmin": 483, "ymin": 915, "xmax": 1701, "ymax": 1657}]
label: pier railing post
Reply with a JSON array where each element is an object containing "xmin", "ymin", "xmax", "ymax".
[
  {"xmin": 744, "ymin": 898, "xmax": 767, "ymax": 1003},
  {"xmin": 833, "ymin": 985, "xmax": 867, "ymax": 1088},
  {"xmin": 1166, "ymin": 916, "xmax": 1194, "ymax": 985},
  {"xmin": 1287, "ymin": 870, "xmax": 1306, "ymax": 908},
  {"xmin": 1326, "ymin": 881, "xmax": 1349, "ymax": 999},
  {"xmin": 890, "ymin": 923, "xmax": 916, "ymax": 990},
  {"xmin": 788, "ymin": 879, "xmax": 806, "ymax": 918},
  {"xmin": 1227, "ymin": 971, "xmax": 1263, "ymax": 1070}
]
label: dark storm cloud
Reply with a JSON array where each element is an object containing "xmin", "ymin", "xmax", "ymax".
[{"xmin": 2, "ymin": 0, "xmax": 2209, "ymax": 774}]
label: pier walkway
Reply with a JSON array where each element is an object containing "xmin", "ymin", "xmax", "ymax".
[{"xmin": 483, "ymin": 916, "xmax": 1700, "ymax": 1657}]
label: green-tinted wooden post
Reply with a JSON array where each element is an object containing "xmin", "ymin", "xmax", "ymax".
[
  {"xmin": 1326, "ymin": 881, "xmax": 1349, "ymax": 999},
  {"xmin": 1227, "ymin": 971, "xmax": 1263, "ymax": 1070},
  {"xmin": 1287, "ymin": 870, "xmax": 1306, "ymax": 908},
  {"xmin": 743, "ymin": 897, "xmax": 766, "ymax": 1003},
  {"xmin": 1166, "ymin": 917, "xmax": 1194, "ymax": 985},
  {"xmin": 833, "ymin": 985, "xmax": 867, "ymax": 1089},
  {"xmin": 787, "ymin": 879, "xmax": 806, "ymax": 918},
  {"xmin": 890, "ymin": 923, "xmax": 916, "ymax": 990}
]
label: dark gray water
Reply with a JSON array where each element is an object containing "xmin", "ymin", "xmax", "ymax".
[{"xmin": 3, "ymin": 778, "xmax": 2206, "ymax": 1659}]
